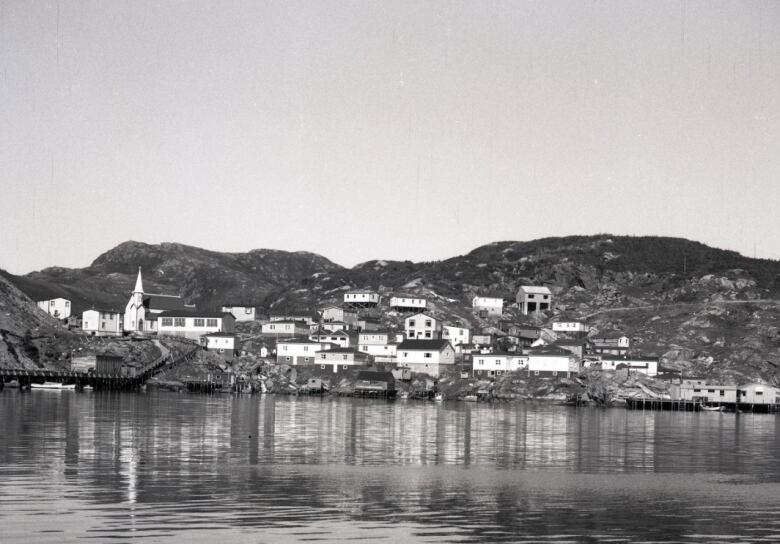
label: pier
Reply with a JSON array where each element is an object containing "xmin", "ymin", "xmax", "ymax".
[{"xmin": 625, "ymin": 397, "xmax": 780, "ymax": 413}]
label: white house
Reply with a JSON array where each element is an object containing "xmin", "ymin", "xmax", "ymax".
[
  {"xmin": 220, "ymin": 305, "xmax": 257, "ymax": 322},
  {"xmin": 739, "ymin": 383, "xmax": 779, "ymax": 405},
  {"xmin": 37, "ymin": 297, "xmax": 71, "ymax": 319},
  {"xmin": 390, "ymin": 295, "xmax": 427, "ymax": 312},
  {"xmin": 551, "ymin": 321, "xmax": 588, "ymax": 334},
  {"xmin": 590, "ymin": 331, "xmax": 630, "ymax": 355},
  {"xmin": 472, "ymin": 296, "xmax": 504, "ymax": 317},
  {"xmin": 405, "ymin": 313, "xmax": 442, "ymax": 339},
  {"xmin": 396, "ymin": 339, "xmax": 456, "ymax": 377},
  {"xmin": 321, "ymin": 321, "xmax": 350, "ymax": 332},
  {"xmin": 276, "ymin": 339, "xmax": 332, "ymax": 365},
  {"xmin": 309, "ymin": 328, "xmax": 352, "ymax": 348},
  {"xmin": 157, "ymin": 311, "xmax": 235, "ymax": 340},
  {"xmin": 358, "ymin": 330, "xmax": 398, "ymax": 362},
  {"xmin": 516, "ymin": 286, "xmax": 553, "ymax": 314},
  {"xmin": 584, "ymin": 355, "xmax": 658, "ymax": 376},
  {"xmin": 442, "ymin": 324, "xmax": 471, "ymax": 346},
  {"xmin": 316, "ymin": 348, "xmax": 370, "ymax": 373},
  {"xmin": 82, "ymin": 309, "xmax": 123, "ymax": 336},
  {"xmin": 261, "ymin": 321, "xmax": 310, "ymax": 337},
  {"xmin": 472, "ymin": 353, "xmax": 529, "ymax": 378},
  {"xmin": 200, "ymin": 333, "xmax": 240, "ymax": 361},
  {"xmin": 343, "ymin": 289, "xmax": 382, "ymax": 307},
  {"xmin": 124, "ymin": 268, "xmax": 191, "ymax": 333},
  {"xmin": 526, "ymin": 348, "xmax": 580, "ymax": 377}
]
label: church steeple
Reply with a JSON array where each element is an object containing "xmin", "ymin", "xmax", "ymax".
[{"xmin": 133, "ymin": 267, "xmax": 144, "ymax": 294}]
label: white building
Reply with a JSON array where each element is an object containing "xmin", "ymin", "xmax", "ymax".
[
  {"xmin": 390, "ymin": 295, "xmax": 427, "ymax": 312},
  {"xmin": 551, "ymin": 321, "xmax": 588, "ymax": 334},
  {"xmin": 124, "ymin": 268, "xmax": 190, "ymax": 333},
  {"xmin": 472, "ymin": 353, "xmax": 529, "ymax": 377},
  {"xmin": 200, "ymin": 333, "xmax": 240, "ymax": 360},
  {"xmin": 739, "ymin": 383, "xmax": 779, "ymax": 405},
  {"xmin": 526, "ymin": 348, "xmax": 580, "ymax": 377},
  {"xmin": 472, "ymin": 296, "xmax": 504, "ymax": 317},
  {"xmin": 584, "ymin": 355, "xmax": 658, "ymax": 376},
  {"xmin": 261, "ymin": 321, "xmax": 310, "ymax": 336},
  {"xmin": 220, "ymin": 305, "xmax": 257, "ymax": 322},
  {"xmin": 442, "ymin": 324, "xmax": 471, "ymax": 346},
  {"xmin": 276, "ymin": 339, "xmax": 332, "ymax": 365},
  {"xmin": 396, "ymin": 339, "xmax": 456, "ymax": 377},
  {"xmin": 37, "ymin": 297, "xmax": 71, "ymax": 319},
  {"xmin": 269, "ymin": 311, "xmax": 318, "ymax": 326},
  {"xmin": 405, "ymin": 313, "xmax": 442, "ymax": 339},
  {"xmin": 591, "ymin": 332, "xmax": 630, "ymax": 355},
  {"xmin": 317, "ymin": 348, "xmax": 370, "ymax": 373},
  {"xmin": 358, "ymin": 330, "xmax": 398, "ymax": 362},
  {"xmin": 309, "ymin": 328, "xmax": 352, "ymax": 348},
  {"xmin": 82, "ymin": 309, "xmax": 123, "ymax": 336},
  {"xmin": 343, "ymin": 289, "xmax": 382, "ymax": 307},
  {"xmin": 157, "ymin": 311, "xmax": 235, "ymax": 340},
  {"xmin": 516, "ymin": 286, "xmax": 553, "ymax": 314}
]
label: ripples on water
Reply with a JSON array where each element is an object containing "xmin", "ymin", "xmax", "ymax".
[{"xmin": 1, "ymin": 391, "xmax": 780, "ymax": 543}]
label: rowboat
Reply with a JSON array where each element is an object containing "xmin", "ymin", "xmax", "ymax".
[
  {"xmin": 31, "ymin": 382, "xmax": 76, "ymax": 390},
  {"xmin": 463, "ymin": 394, "xmax": 478, "ymax": 402},
  {"xmin": 700, "ymin": 404, "xmax": 724, "ymax": 412},
  {"xmin": 434, "ymin": 392, "xmax": 444, "ymax": 402}
]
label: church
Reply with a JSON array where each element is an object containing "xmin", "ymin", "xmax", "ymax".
[{"xmin": 123, "ymin": 268, "xmax": 192, "ymax": 333}]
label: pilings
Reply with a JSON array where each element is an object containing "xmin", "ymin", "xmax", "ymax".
[{"xmin": 625, "ymin": 398, "xmax": 780, "ymax": 413}]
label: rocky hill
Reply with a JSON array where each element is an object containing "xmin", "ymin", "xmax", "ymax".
[{"xmin": 10, "ymin": 241, "xmax": 344, "ymax": 313}]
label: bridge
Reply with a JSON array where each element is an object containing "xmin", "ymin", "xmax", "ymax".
[{"xmin": 0, "ymin": 345, "xmax": 201, "ymax": 391}]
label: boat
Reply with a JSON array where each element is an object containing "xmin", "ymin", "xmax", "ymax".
[
  {"xmin": 81, "ymin": 385, "xmax": 94, "ymax": 392},
  {"xmin": 434, "ymin": 392, "xmax": 444, "ymax": 402},
  {"xmin": 463, "ymin": 394, "xmax": 478, "ymax": 402},
  {"xmin": 31, "ymin": 382, "xmax": 76, "ymax": 390},
  {"xmin": 399, "ymin": 391, "xmax": 409, "ymax": 400},
  {"xmin": 700, "ymin": 404, "xmax": 724, "ymax": 412}
]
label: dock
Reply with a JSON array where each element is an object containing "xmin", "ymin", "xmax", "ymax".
[{"xmin": 625, "ymin": 398, "xmax": 780, "ymax": 413}]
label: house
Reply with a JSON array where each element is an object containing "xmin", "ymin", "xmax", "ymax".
[
  {"xmin": 82, "ymin": 309, "xmax": 123, "ymax": 336},
  {"xmin": 404, "ymin": 312, "xmax": 442, "ymax": 339},
  {"xmin": 472, "ymin": 353, "xmax": 529, "ymax": 378},
  {"xmin": 316, "ymin": 348, "xmax": 370, "ymax": 373},
  {"xmin": 590, "ymin": 331, "xmax": 630, "ymax": 355},
  {"xmin": 321, "ymin": 321, "xmax": 350, "ymax": 332},
  {"xmin": 276, "ymin": 339, "xmax": 332, "ymax": 365},
  {"xmin": 671, "ymin": 383, "xmax": 739, "ymax": 403},
  {"xmin": 261, "ymin": 321, "xmax": 310, "ymax": 337},
  {"xmin": 343, "ymin": 289, "xmax": 382, "ymax": 308},
  {"xmin": 442, "ymin": 324, "xmax": 471, "ymax": 346},
  {"xmin": 472, "ymin": 333, "xmax": 496, "ymax": 348},
  {"xmin": 220, "ymin": 305, "xmax": 258, "ymax": 322},
  {"xmin": 390, "ymin": 295, "xmax": 427, "ymax": 312},
  {"xmin": 357, "ymin": 330, "xmax": 398, "ymax": 362},
  {"xmin": 157, "ymin": 311, "xmax": 235, "ymax": 339},
  {"xmin": 549, "ymin": 339, "xmax": 588, "ymax": 359},
  {"xmin": 396, "ymin": 339, "xmax": 456, "ymax": 377},
  {"xmin": 585, "ymin": 355, "xmax": 659, "ymax": 376},
  {"xmin": 526, "ymin": 348, "xmax": 580, "ymax": 377},
  {"xmin": 499, "ymin": 322, "xmax": 540, "ymax": 338},
  {"xmin": 319, "ymin": 305, "xmax": 358, "ymax": 326},
  {"xmin": 200, "ymin": 333, "xmax": 240, "ymax": 361},
  {"xmin": 37, "ymin": 297, "xmax": 72, "ymax": 319},
  {"xmin": 739, "ymin": 383, "xmax": 779, "ymax": 405},
  {"xmin": 124, "ymin": 267, "xmax": 192, "ymax": 333},
  {"xmin": 356, "ymin": 316, "xmax": 382, "ymax": 332},
  {"xmin": 268, "ymin": 310, "xmax": 318, "ymax": 326},
  {"xmin": 472, "ymin": 296, "xmax": 504, "ymax": 317},
  {"xmin": 309, "ymin": 328, "xmax": 352, "ymax": 348},
  {"xmin": 354, "ymin": 371, "xmax": 396, "ymax": 397},
  {"xmin": 551, "ymin": 320, "xmax": 588, "ymax": 335},
  {"xmin": 516, "ymin": 286, "xmax": 553, "ymax": 314}
]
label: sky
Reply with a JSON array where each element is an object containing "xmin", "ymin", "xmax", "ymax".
[{"xmin": 1, "ymin": 1, "xmax": 779, "ymax": 274}]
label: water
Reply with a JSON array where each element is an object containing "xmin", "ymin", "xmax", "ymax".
[{"xmin": 1, "ymin": 391, "xmax": 780, "ymax": 543}]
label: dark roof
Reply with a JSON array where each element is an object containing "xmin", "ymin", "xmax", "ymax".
[
  {"xmin": 529, "ymin": 347, "xmax": 574, "ymax": 357},
  {"xmin": 591, "ymin": 331, "xmax": 627, "ymax": 339},
  {"xmin": 397, "ymin": 339, "xmax": 451, "ymax": 351},
  {"xmin": 143, "ymin": 294, "xmax": 185, "ymax": 311},
  {"xmin": 157, "ymin": 310, "xmax": 232, "ymax": 319},
  {"xmin": 356, "ymin": 370, "xmax": 396, "ymax": 382},
  {"xmin": 600, "ymin": 355, "xmax": 658, "ymax": 362},
  {"xmin": 324, "ymin": 347, "xmax": 361, "ymax": 354}
]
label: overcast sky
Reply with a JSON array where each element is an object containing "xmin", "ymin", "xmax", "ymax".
[{"xmin": 1, "ymin": 1, "xmax": 778, "ymax": 274}]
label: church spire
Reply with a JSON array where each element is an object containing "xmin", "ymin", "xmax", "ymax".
[{"xmin": 133, "ymin": 267, "xmax": 144, "ymax": 294}]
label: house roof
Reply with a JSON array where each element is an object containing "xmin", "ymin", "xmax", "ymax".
[
  {"xmin": 277, "ymin": 338, "xmax": 321, "ymax": 345},
  {"xmin": 529, "ymin": 347, "xmax": 574, "ymax": 357},
  {"xmin": 345, "ymin": 288, "xmax": 378, "ymax": 295},
  {"xmin": 83, "ymin": 308, "xmax": 122, "ymax": 315},
  {"xmin": 143, "ymin": 294, "xmax": 186, "ymax": 312},
  {"xmin": 202, "ymin": 333, "xmax": 237, "ymax": 338},
  {"xmin": 323, "ymin": 347, "xmax": 361, "ymax": 354},
  {"xmin": 157, "ymin": 310, "xmax": 231, "ymax": 319},
  {"xmin": 592, "ymin": 331, "xmax": 627, "ymax": 339},
  {"xmin": 397, "ymin": 339, "xmax": 451, "ymax": 351},
  {"xmin": 519, "ymin": 285, "xmax": 552, "ymax": 295},
  {"xmin": 405, "ymin": 312, "xmax": 436, "ymax": 320},
  {"xmin": 391, "ymin": 294, "xmax": 425, "ymax": 300},
  {"xmin": 550, "ymin": 339, "xmax": 587, "ymax": 347}
]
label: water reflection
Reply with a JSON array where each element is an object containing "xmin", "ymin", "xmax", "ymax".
[{"xmin": 1, "ymin": 391, "xmax": 780, "ymax": 543}]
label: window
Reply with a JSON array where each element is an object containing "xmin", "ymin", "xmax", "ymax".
[
  {"xmin": 282, "ymin": 345, "xmax": 288, "ymax": 351},
  {"xmin": 425, "ymin": 332, "xmax": 431, "ymax": 338},
  {"xmin": 320, "ymin": 353, "xmax": 327, "ymax": 359},
  {"xmin": 101, "ymin": 322, "xmax": 106, "ymax": 329},
  {"xmin": 403, "ymin": 352, "xmax": 409, "ymax": 357},
  {"xmin": 194, "ymin": 319, "xmax": 205, "ymax": 327},
  {"xmin": 65, "ymin": 301, "xmax": 70, "ymax": 306},
  {"xmin": 245, "ymin": 308, "xmax": 252, "ymax": 314},
  {"xmin": 162, "ymin": 318, "xmax": 173, "ymax": 327},
  {"xmin": 543, "ymin": 295, "xmax": 549, "ymax": 299},
  {"xmin": 707, "ymin": 389, "xmax": 715, "ymax": 393},
  {"xmin": 425, "ymin": 320, "xmax": 432, "ymax": 327},
  {"xmin": 720, "ymin": 390, "xmax": 725, "ymax": 396},
  {"xmin": 174, "ymin": 318, "xmax": 185, "ymax": 327},
  {"xmin": 269, "ymin": 324, "xmax": 275, "ymax": 330},
  {"xmin": 362, "ymin": 346, "xmax": 368, "ymax": 352},
  {"xmin": 424, "ymin": 352, "xmax": 432, "ymax": 358},
  {"xmin": 343, "ymin": 355, "xmax": 348, "ymax": 360},
  {"xmin": 303, "ymin": 346, "xmax": 308, "ymax": 352},
  {"xmin": 409, "ymin": 320, "xmax": 415, "ymax": 327},
  {"xmin": 693, "ymin": 388, "xmax": 701, "ymax": 393},
  {"xmin": 529, "ymin": 294, "xmax": 535, "ymax": 299},
  {"xmin": 207, "ymin": 319, "xmax": 218, "ymax": 327}
]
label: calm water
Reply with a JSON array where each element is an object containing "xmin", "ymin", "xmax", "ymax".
[{"xmin": 1, "ymin": 391, "xmax": 780, "ymax": 543}]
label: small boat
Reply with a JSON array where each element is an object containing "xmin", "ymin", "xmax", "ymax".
[
  {"xmin": 700, "ymin": 404, "xmax": 724, "ymax": 412},
  {"xmin": 81, "ymin": 385, "xmax": 94, "ymax": 392},
  {"xmin": 399, "ymin": 391, "xmax": 409, "ymax": 400},
  {"xmin": 463, "ymin": 394, "xmax": 478, "ymax": 402},
  {"xmin": 434, "ymin": 392, "xmax": 444, "ymax": 402},
  {"xmin": 31, "ymin": 382, "xmax": 76, "ymax": 390}
]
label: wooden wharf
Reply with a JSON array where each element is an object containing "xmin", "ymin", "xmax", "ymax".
[{"xmin": 625, "ymin": 397, "xmax": 780, "ymax": 413}]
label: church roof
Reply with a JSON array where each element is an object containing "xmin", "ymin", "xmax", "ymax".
[
  {"xmin": 133, "ymin": 267, "xmax": 144, "ymax": 293},
  {"xmin": 143, "ymin": 295, "xmax": 186, "ymax": 312}
]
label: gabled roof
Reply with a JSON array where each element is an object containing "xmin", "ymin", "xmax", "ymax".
[
  {"xmin": 529, "ymin": 347, "xmax": 574, "ymax": 357},
  {"xmin": 591, "ymin": 331, "xmax": 627, "ymax": 339},
  {"xmin": 405, "ymin": 312, "xmax": 436, "ymax": 321},
  {"xmin": 397, "ymin": 339, "xmax": 451, "ymax": 351},
  {"xmin": 83, "ymin": 307, "xmax": 123, "ymax": 314},
  {"xmin": 518, "ymin": 285, "xmax": 552, "ymax": 295},
  {"xmin": 157, "ymin": 310, "xmax": 231, "ymax": 319},
  {"xmin": 143, "ymin": 294, "xmax": 186, "ymax": 312}
]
